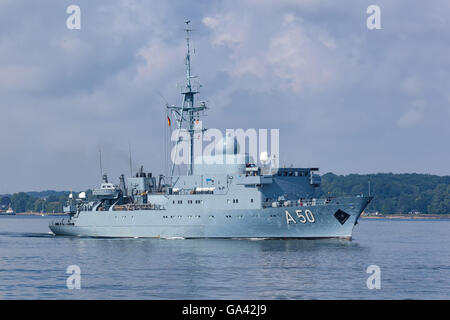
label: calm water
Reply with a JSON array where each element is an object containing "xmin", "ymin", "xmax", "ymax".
[{"xmin": 0, "ymin": 215, "xmax": 449, "ymax": 299}]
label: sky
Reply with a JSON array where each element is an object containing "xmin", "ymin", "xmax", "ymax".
[{"xmin": 0, "ymin": 0, "xmax": 449, "ymax": 193}]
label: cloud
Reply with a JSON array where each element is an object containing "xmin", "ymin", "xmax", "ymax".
[
  {"xmin": 135, "ymin": 40, "xmax": 185, "ymax": 82},
  {"xmin": 202, "ymin": 10, "xmax": 358, "ymax": 95},
  {"xmin": 265, "ymin": 18, "xmax": 336, "ymax": 93},
  {"xmin": 0, "ymin": 0, "xmax": 449, "ymax": 193},
  {"xmin": 0, "ymin": 65, "xmax": 43, "ymax": 91},
  {"xmin": 397, "ymin": 100, "xmax": 428, "ymax": 128},
  {"xmin": 401, "ymin": 77, "xmax": 422, "ymax": 95},
  {"xmin": 202, "ymin": 15, "xmax": 247, "ymax": 47},
  {"xmin": 397, "ymin": 109, "xmax": 422, "ymax": 128}
]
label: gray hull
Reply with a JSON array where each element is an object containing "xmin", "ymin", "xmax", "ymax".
[{"xmin": 49, "ymin": 196, "xmax": 371, "ymax": 239}]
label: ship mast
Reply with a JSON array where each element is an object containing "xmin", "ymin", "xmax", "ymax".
[{"xmin": 168, "ymin": 20, "xmax": 207, "ymax": 176}]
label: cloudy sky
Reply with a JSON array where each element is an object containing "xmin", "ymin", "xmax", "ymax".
[{"xmin": 0, "ymin": 0, "xmax": 449, "ymax": 193}]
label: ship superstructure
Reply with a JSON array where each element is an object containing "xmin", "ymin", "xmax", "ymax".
[{"xmin": 49, "ymin": 21, "xmax": 372, "ymax": 239}]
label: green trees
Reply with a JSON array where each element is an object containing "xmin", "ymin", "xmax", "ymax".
[
  {"xmin": 10, "ymin": 192, "xmax": 35, "ymax": 213},
  {"xmin": 317, "ymin": 173, "xmax": 449, "ymax": 214},
  {"xmin": 4, "ymin": 191, "xmax": 71, "ymax": 213},
  {"xmin": 427, "ymin": 184, "xmax": 450, "ymax": 214}
]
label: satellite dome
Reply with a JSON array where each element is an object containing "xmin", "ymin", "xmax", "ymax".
[
  {"xmin": 215, "ymin": 132, "xmax": 240, "ymax": 155},
  {"xmin": 260, "ymin": 151, "xmax": 269, "ymax": 163}
]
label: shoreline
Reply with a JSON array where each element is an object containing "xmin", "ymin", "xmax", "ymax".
[
  {"xmin": 1, "ymin": 212, "xmax": 66, "ymax": 216},
  {"xmin": 361, "ymin": 214, "xmax": 450, "ymax": 220}
]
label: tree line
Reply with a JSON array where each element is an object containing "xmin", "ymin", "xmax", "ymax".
[
  {"xmin": 316, "ymin": 173, "xmax": 449, "ymax": 214},
  {"xmin": 0, "ymin": 191, "xmax": 94, "ymax": 213},
  {"xmin": 0, "ymin": 192, "xmax": 71, "ymax": 213}
]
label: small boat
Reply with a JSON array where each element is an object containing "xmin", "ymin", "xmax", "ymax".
[{"xmin": 5, "ymin": 205, "xmax": 15, "ymax": 215}]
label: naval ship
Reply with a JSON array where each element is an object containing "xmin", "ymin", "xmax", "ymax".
[{"xmin": 49, "ymin": 21, "xmax": 372, "ymax": 239}]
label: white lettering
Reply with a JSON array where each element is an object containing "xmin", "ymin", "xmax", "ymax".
[
  {"xmin": 66, "ymin": 265, "xmax": 81, "ymax": 289},
  {"xmin": 305, "ymin": 209, "xmax": 315, "ymax": 223},
  {"xmin": 66, "ymin": 5, "xmax": 81, "ymax": 30},
  {"xmin": 285, "ymin": 210, "xmax": 297, "ymax": 224},
  {"xmin": 366, "ymin": 5, "xmax": 381, "ymax": 30},
  {"xmin": 366, "ymin": 265, "xmax": 381, "ymax": 289},
  {"xmin": 295, "ymin": 210, "xmax": 306, "ymax": 223}
]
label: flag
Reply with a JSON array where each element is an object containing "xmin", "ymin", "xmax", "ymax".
[{"xmin": 167, "ymin": 116, "xmax": 171, "ymax": 127}]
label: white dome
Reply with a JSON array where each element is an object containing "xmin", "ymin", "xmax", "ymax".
[
  {"xmin": 260, "ymin": 151, "xmax": 269, "ymax": 163},
  {"xmin": 215, "ymin": 133, "xmax": 240, "ymax": 155}
]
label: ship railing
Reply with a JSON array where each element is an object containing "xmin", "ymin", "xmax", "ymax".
[
  {"xmin": 79, "ymin": 203, "xmax": 94, "ymax": 211},
  {"xmin": 112, "ymin": 203, "xmax": 166, "ymax": 211},
  {"xmin": 171, "ymin": 188, "xmax": 214, "ymax": 195},
  {"xmin": 262, "ymin": 198, "xmax": 333, "ymax": 209},
  {"xmin": 50, "ymin": 218, "xmax": 75, "ymax": 226}
]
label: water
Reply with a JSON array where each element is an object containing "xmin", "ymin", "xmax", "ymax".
[{"xmin": 0, "ymin": 215, "xmax": 449, "ymax": 299}]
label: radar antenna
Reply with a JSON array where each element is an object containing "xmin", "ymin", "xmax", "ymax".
[{"xmin": 167, "ymin": 20, "xmax": 207, "ymax": 176}]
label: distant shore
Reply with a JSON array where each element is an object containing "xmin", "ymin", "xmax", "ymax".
[
  {"xmin": 361, "ymin": 214, "xmax": 450, "ymax": 220},
  {"xmin": 5, "ymin": 212, "xmax": 66, "ymax": 216}
]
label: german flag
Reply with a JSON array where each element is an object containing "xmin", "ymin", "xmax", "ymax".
[{"xmin": 167, "ymin": 116, "xmax": 171, "ymax": 127}]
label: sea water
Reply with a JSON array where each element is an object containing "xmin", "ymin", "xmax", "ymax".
[{"xmin": 0, "ymin": 215, "xmax": 449, "ymax": 299}]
